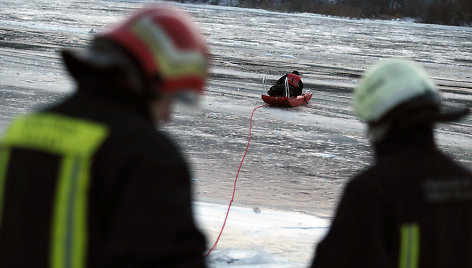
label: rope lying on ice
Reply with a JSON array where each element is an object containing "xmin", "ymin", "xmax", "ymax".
[{"xmin": 205, "ymin": 104, "xmax": 268, "ymax": 257}]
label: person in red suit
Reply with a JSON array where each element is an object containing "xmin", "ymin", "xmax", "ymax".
[{"xmin": 267, "ymin": 70, "xmax": 304, "ymax": 97}]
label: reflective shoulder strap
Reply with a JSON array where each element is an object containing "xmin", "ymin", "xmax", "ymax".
[
  {"xmin": 2, "ymin": 113, "xmax": 108, "ymax": 156},
  {"xmin": 0, "ymin": 148, "xmax": 10, "ymax": 229},
  {"xmin": 1, "ymin": 113, "xmax": 108, "ymax": 268},
  {"xmin": 399, "ymin": 223, "xmax": 420, "ymax": 268}
]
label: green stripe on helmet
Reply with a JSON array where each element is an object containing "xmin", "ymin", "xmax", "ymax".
[{"xmin": 132, "ymin": 16, "xmax": 207, "ymax": 79}]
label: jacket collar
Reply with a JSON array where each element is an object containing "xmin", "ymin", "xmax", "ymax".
[{"xmin": 373, "ymin": 126, "xmax": 436, "ymax": 160}]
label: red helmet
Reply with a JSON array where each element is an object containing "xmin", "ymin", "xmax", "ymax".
[{"xmin": 99, "ymin": 5, "xmax": 209, "ymax": 96}]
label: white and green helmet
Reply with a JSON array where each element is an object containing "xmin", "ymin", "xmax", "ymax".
[
  {"xmin": 353, "ymin": 59, "xmax": 438, "ymax": 123},
  {"xmin": 353, "ymin": 58, "xmax": 468, "ymax": 125}
]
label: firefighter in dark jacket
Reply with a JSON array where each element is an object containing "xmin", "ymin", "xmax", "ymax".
[
  {"xmin": 311, "ymin": 59, "xmax": 471, "ymax": 268},
  {"xmin": 0, "ymin": 5, "xmax": 209, "ymax": 268},
  {"xmin": 267, "ymin": 70, "xmax": 303, "ymax": 97}
]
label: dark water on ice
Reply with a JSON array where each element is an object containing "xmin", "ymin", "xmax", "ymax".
[{"xmin": 1, "ymin": 0, "xmax": 472, "ymax": 217}]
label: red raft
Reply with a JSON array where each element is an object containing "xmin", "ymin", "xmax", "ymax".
[{"xmin": 261, "ymin": 92, "xmax": 312, "ymax": 107}]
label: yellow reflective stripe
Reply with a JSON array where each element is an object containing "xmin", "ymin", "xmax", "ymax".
[
  {"xmin": 2, "ymin": 113, "xmax": 108, "ymax": 157},
  {"xmin": 1, "ymin": 113, "xmax": 108, "ymax": 268},
  {"xmin": 74, "ymin": 157, "xmax": 90, "ymax": 268},
  {"xmin": 399, "ymin": 223, "xmax": 420, "ymax": 268},
  {"xmin": 51, "ymin": 156, "xmax": 90, "ymax": 268},
  {"xmin": 0, "ymin": 148, "xmax": 10, "ymax": 230},
  {"xmin": 132, "ymin": 16, "xmax": 207, "ymax": 79}
]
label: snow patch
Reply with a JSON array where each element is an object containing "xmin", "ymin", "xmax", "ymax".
[{"xmin": 194, "ymin": 202, "xmax": 330, "ymax": 267}]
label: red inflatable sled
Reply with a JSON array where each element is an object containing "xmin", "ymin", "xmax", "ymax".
[
  {"xmin": 261, "ymin": 92, "xmax": 312, "ymax": 107},
  {"xmin": 260, "ymin": 76, "xmax": 312, "ymax": 107}
]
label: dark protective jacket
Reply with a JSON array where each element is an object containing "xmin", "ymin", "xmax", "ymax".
[
  {"xmin": 267, "ymin": 73, "xmax": 304, "ymax": 97},
  {"xmin": 311, "ymin": 128, "xmax": 472, "ymax": 268},
  {"xmin": 0, "ymin": 89, "xmax": 207, "ymax": 267}
]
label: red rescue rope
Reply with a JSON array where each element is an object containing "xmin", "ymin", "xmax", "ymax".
[{"xmin": 205, "ymin": 104, "xmax": 268, "ymax": 256}]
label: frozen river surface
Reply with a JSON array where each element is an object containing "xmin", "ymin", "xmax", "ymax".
[{"xmin": 1, "ymin": 1, "xmax": 472, "ymax": 266}]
